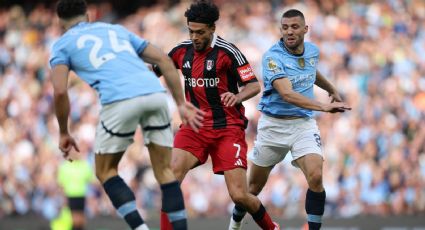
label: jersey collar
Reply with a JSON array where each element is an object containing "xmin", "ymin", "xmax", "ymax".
[
  {"xmin": 69, "ymin": 21, "xmax": 87, "ymax": 30},
  {"xmin": 210, "ymin": 33, "xmax": 217, "ymax": 48}
]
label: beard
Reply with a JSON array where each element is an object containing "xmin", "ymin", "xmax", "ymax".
[{"xmin": 193, "ymin": 40, "xmax": 209, "ymax": 51}]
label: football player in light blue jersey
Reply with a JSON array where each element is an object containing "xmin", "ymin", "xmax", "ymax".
[
  {"xmin": 229, "ymin": 9, "xmax": 351, "ymax": 230},
  {"xmin": 50, "ymin": 1, "xmax": 204, "ymax": 230}
]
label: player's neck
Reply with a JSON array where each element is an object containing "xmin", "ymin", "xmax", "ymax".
[
  {"xmin": 63, "ymin": 15, "xmax": 88, "ymax": 31},
  {"xmin": 286, "ymin": 43, "xmax": 304, "ymax": 55}
]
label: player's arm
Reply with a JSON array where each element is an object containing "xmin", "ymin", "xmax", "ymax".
[
  {"xmin": 51, "ymin": 64, "xmax": 80, "ymax": 160},
  {"xmin": 52, "ymin": 64, "xmax": 71, "ymax": 135},
  {"xmin": 151, "ymin": 46, "xmax": 180, "ymax": 77},
  {"xmin": 221, "ymin": 47, "xmax": 260, "ymax": 107},
  {"xmin": 141, "ymin": 44, "xmax": 184, "ymax": 105},
  {"xmin": 140, "ymin": 43, "xmax": 204, "ymax": 131},
  {"xmin": 221, "ymin": 81, "xmax": 260, "ymax": 107},
  {"xmin": 236, "ymin": 81, "xmax": 260, "ymax": 103},
  {"xmin": 273, "ymin": 77, "xmax": 349, "ymax": 112},
  {"xmin": 315, "ymin": 70, "xmax": 343, "ymax": 102}
]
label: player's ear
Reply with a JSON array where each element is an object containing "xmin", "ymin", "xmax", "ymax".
[
  {"xmin": 304, "ymin": 25, "xmax": 308, "ymax": 34},
  {"xmin": 209, "ymin": 23, "xmax": 216, "ymax": 32},
  {"xmin": 85, "ymin": 13, "xmax": 89, "ymax": 22}
]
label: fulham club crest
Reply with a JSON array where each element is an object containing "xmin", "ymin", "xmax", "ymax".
[{"xmin": 206, "ymin": 60, "xmax": 214, "ymax": 71}]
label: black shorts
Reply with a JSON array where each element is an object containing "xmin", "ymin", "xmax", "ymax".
[{"xmin": 68, "ymin": 197, "xmax": 85, "ymax": 211}]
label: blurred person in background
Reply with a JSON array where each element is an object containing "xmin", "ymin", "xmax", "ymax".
[
  {"xmin": 49, "ymin": 0, "xmax": 204, "ymax": 229},
  {"xmin": 57, "ymin": 154, "xmax": 94, "ymax": 230},
  {"xmin": 229, "ymin": 9, "xmax": 351, "ymax": 230},
  {"xmin": 155, "ymin": 1, "xmax": 279, "ymax": 230},
  {"xmin": 0, "ymin": 0, "xmax": 424, "ymax": 227}
]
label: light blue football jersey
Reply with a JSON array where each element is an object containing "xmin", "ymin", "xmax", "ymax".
[
  {"xmin": 49, "ymin": 22, "xmax": 165, "ymax": 105},
  {"xmin": 258, "ymin": 40, "xmax": 319, "ymax": 118}
]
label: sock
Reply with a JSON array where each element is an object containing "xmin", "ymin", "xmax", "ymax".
[
  {"xmin": 160, "ymin": 181, "xmax": 187, "ymax": 230},
  {"xmin": 160, "ymin": 210, "xmax": 173, "ymax": 230},
  {"xmin": 251, "ymin": 204, "xmax": 274, "ymax": 230},
  {"xmin": 305, "ymin": 189, "xmax": 326, "ymax": 230},
  {"xmin": 232, "ymin": 204, "xmax": 247, "ymax": 222},
  {"xmin": 103, "ymin": 176, "xmax": 145, "ymax": 230},
  {"xmin": 134, "ymin": 224, "xmax": 149, "ymax": 230}
]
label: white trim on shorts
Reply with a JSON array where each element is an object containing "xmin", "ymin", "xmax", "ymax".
[{"xmin": 94, "ymin": 92, "xmax": 173, "ymax": 154}]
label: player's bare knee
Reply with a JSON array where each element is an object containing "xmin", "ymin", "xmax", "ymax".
[
  {"xmin": 95, "ymin": 170, "xmax": 106, "ymax": 183},
  {"xmin": 95, "ymin": 169, "xmax": 116, "ymax": 184},
  {"xmin": 307, "ymin": 170, "xmax": 323, "ymax": 189},
  {"xmin": 248, "ymin": 184, "xmax": 262, "ymax": 196},
  {"xmin": 171, "ymin": 167, "xmax": 186, "ymax": 182},
  {"xmin": 229, "ymin": 190, "xmax": 248, "ymax": 205},
  {"xmin": 170, "ymin": 160, "xmax": 188, "ymax": 182}
]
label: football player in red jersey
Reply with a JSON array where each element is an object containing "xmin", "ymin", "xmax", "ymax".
[{"xmin": 155, "ymin": 1, "xmax": 279, "ymax": 230}]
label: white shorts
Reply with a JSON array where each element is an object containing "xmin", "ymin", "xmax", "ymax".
[
  {"xmin": 248, "ymin": 114, "xmax": 323, "ymax": 167},
  {"xmin": 94, "ymin": 92, "xmax": 173, "ymax": 154}
]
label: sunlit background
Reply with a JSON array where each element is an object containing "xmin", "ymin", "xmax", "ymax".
[{"xmin": 0, "ymin": 0, "xmax": 424, "ymax": 229}]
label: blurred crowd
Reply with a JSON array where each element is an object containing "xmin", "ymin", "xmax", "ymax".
[{"xmin": 0, "ymin": 0, "xmax": 425, "ymax": 222}]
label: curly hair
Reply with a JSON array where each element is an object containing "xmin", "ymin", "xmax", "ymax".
[
  {"xmin": 184, "ymin": 0, "xmax": 219, "ymax": 26},
  {"xmin": 56, "ymin": 0, "xmax": 87, "ymax": 19}
]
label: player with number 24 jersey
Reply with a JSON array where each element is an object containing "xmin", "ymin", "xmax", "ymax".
[
  {"xmin": 49, "ymin": 2, "xmax": 205, "ymax": 229},
  {"xmin": 50, "ymin": 22, "xmax": 164, "ymax": 105}
]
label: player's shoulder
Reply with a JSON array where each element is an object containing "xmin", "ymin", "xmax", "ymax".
[
  {"xmin": 262, "ymin": 42, "xmax": 283, "ymax": 60},
  {"xmin": 107, "ymin": 22, "xmax": 127, "ymax": 31},
  {"xmin": 51, "ymin": 35, "xmax": 71, "ymax": 53},
  {"xmin": 174, "ymin": 39, "xmax": 192, "ymax": 49},
  {"xmin": 214, "ymin": 36, "xmax": 242, "ymax": 53},
  {"xmin": 214, "ymin": 36, "xmax": 248, "ymax": 65},
  {"xmin": 304, "ymin": 42, "xmax": 319, "ymax": 54},
  {"xmin": 169, "ymin": 39, "xmax": 192, "ymax": 55}
]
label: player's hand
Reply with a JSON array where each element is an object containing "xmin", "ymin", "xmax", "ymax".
[
  {"xmin": 324, "ymin": 102, "xmax": 351, "ymax": 113},
  {"xmin": 59, "ymin": 133, "xmax": 80, "ymax": 162},
  {"xmin": 329, "ymin": 91, "xmax": 343, "ymax": 102},
  {"xmin": 177, "ymin": 102, "xmax": 205, "ymax": 132},
  {"xmin": 220, "ymin": 92, "xmax": 240, "ymax": 107}
]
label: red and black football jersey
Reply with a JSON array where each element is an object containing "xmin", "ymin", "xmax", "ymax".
[{"xmin": 169, "ymin": 34, "xmax": 258, "ymax": 129}]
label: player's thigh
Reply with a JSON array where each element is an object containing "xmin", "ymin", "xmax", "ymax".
[
  {"xmin": 146, "ymin": 142, "xmax": 178, "ymax": 184},
  {"xmin": 223, "ymin": 167, "xmax": 249, "ymax": 197},
  {"xmin": 94, "ymin": 97, "xmax": 144, "ymax": 154},
  {"xmin": 291, "ymin": 119, "xmax": 323, "ymax": 169},
  {"xmin": 247, "ymin": 162, "xmax": 274, "ymax": 195},
  {"xmin": 172, "ymin": 128, "xmax": 209, "ymax": 180},
  {"xmin": 249, "ymin": 115, "xmax": 292, "ymax": 167},
  {"xmin": 294, "ymin": 153, "xmax": 323, "ymax": 177},
  {"xmin": 211, "ymin": 128, "xmax": 248, "ymax": 174},
  {"xmin": 170, "ymin": 148, "xmax": 200, "ymax": 181},
  {"xmin": 139, "ymin": 92, "xmax": 174, "ymax": 148},
  {"xmin": 248, "ymin": 143, "xmax": 289, "ymax": 168},
  {"xmin": 147, "ymin": 143, "xmax": 172, "ymax": 170}
]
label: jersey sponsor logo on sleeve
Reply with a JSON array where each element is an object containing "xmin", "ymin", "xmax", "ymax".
[
  {"xmin": 267, "ymin": 57, "xmax": 282, "ymax": 74},
  {"xmin": 309, "ymin": 57, "xmax": 316, "ymax": 67},
  {"xmin": 237, "ymin": 64, "xmax": 255, "ymax": 82}
]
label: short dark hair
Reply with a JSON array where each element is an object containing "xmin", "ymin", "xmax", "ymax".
[
  {"xmin": 184, "ymin": 0, "xmax": 219, "ymax": 26},
  {"xmin": 282, "ymin": 9, "xmax": 305, "ymax": 21},
  {"xmin": 56, "ymin": 0, "xmax": 87, "ymax": 20}
]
